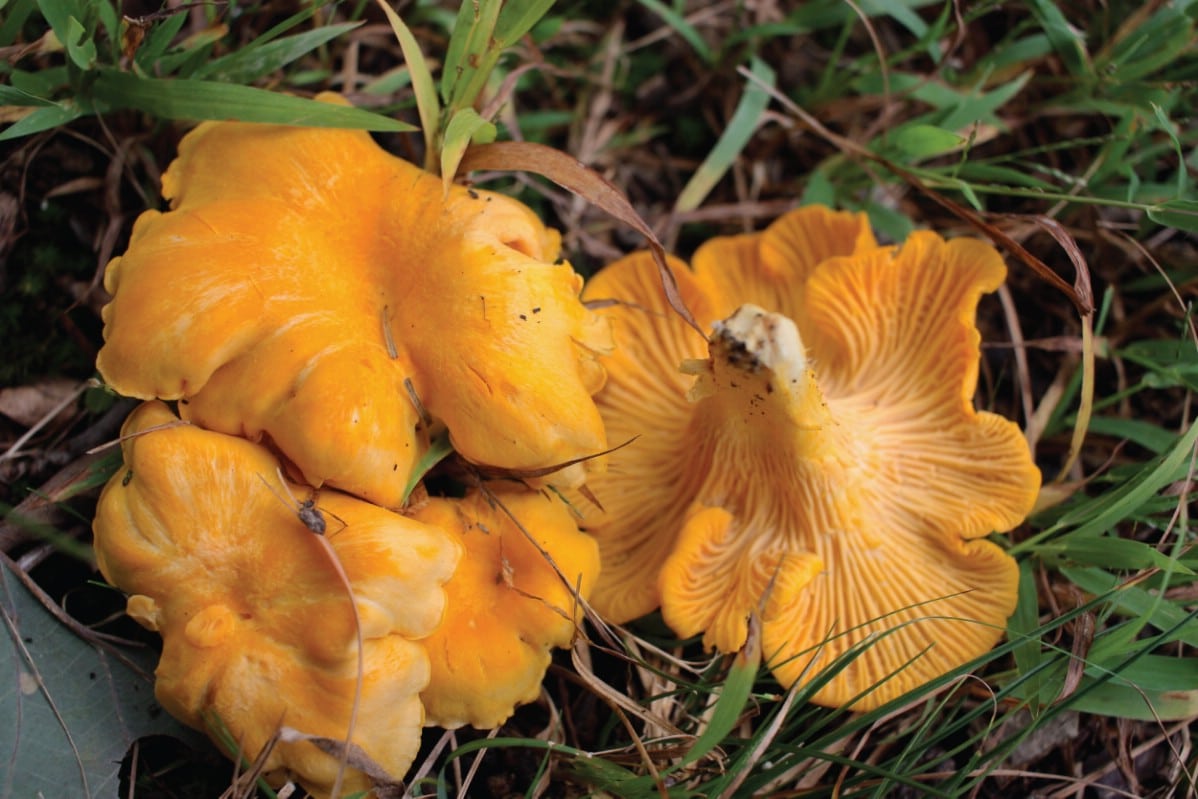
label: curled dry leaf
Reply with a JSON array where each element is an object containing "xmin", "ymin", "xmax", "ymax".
[{"xmin": 0, "ymin": 377, "xmax": 81, "ymax": 428}]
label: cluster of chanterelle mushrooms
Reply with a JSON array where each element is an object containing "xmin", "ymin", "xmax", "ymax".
[{"xmin": 92, "ymin": 95, "xmax": 1040, "ymax": 797}]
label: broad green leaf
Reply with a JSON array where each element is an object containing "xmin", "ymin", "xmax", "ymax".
[
  {"xmin": 675, "ymin": 56, "xmax": 774, "ymax": 213},
  {"xmin": 376, "ymin": 0, "xmax": 440, "ymax": 170},
  {"xmin": 194, "ymin": 22, "xmax": 360, "ymax": 83},
  {"xmin": 890, "ymin": 123, "xmax": 964, "ymax": 160},
  {"xmin": 440, "ymin": 107, "xmax": 497, "ymax": 188},
  {"xmin": 1, "ymin": 560, "xmax": 200, "ymax": 797},
  {"xmin": 88, "ymin": 70, "xmax": 414, "ymax": 131},
  {"xmin": 0, "ymin": 102, "xmax": 85, "ymax": 141},
  {"xmin": 1147, "ymin": 199, "xmax": 1198, "ymax": 234}
]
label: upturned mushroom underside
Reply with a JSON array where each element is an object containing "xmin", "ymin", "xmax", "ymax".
[
  {"xmin": 92, "ymin": 401, "xmax": 461, "ymax": 796},
  {"xmin": 97, "ymin": 94, "xmax": 610, "ymax": 509},
  {"xmin": 578, "ymin": 205, "xmax": 1041, "ymax": 709}
]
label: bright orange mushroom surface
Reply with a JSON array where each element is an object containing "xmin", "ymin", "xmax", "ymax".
[
  {"xmin": 579, "ymin": 206, "xmax": 1041, "ymax": 708},
  {"xmin": 96, "ymin": 94, "xmax": 609, "ymax": 508},
  {"xmin": 413, "ymin": 487, "xmax": 599, "ymax": 730},
  {"xmin": 92, "ymin": 401, "xmax": 460, "ymax": 796}
]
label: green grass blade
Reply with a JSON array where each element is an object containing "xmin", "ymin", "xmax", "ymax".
[
  {"xmin": 441, "ymin": 0, "xmax": 501, "ymax": 108},
  {"xmin": 194, "ymin": 22, "xmax": 360, "ymax": 83},
  {"xmin": 375, "ymin": 0, "xmax": 440, "ymax": 170},
  {"xmin": 890, "ymin": 122, "xmax": 965, "ymax": 160},
  {"xmin": 0, "ymin": 85, "xmax": 56, "ymax": 106},
  {"xmin": 674, "ymin": 56, "xmax": 774, "ymax": 213},
  {"xmin": 1084, "ymin": 416, "xmax": 1177, "ymax": 454},
  {"xmin": 1026, "ymin": 0, "xmax": 1091, "ymax": 77},
  {"xmin": 440, "ymin": 107, "xmax": 497, "ymax": 189},
  {"xmin": 494, "ymin": 0, "xmax": 556, "ymax": 46},
  {"xmin": 0, "ymin": 0, "xmax": 38, "ymax": 47},
  {"xmin": 1008, "ymin": 561, "xmax": 1045, "ymax": 707},
  {"xmin": 636, "ymin": 0, "xmax": 714, "ymax": 64},
  {"xmin": 1147, "ymin": 199, "xmax": 1198, "ymax": 234},
  {"xmin": 88, "ymin": 69, "xmax": 414, "ymax": 130},
  {"xmin": 64, "ymin": 16, "xmax": 96, "ymax": 69},
  {"xmin": 0, "ymin": 102, "xmax": 85, "ymax": 141},
  {"xmin": 134, "ymin": 10, "xmax": 189, "ymax": 68},
  {"xmin": 1027, "ymin": 418, "xmax": 1198, "ymax": 545},
  {"xmin": 1063, "ymin": 567, "xmax": 1198, "ymax": 648},
  {"xmin": 402, "ymin": 432, "xmax": 455, "ymax": 505},
  {"xmin": 679, "ymin": 617, "xmax": 761, "ymax": 767},
  {"xmin": 33, "ymin": 0, "xmax": 87, "ymax": 52}
]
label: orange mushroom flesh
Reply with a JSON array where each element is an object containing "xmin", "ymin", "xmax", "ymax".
[
  {"xmin": 97, "ymin": 93, "xmax": 609, "ymax": 508},
  {"xmin": 580, "ymin": 206, "xmax": 1040, "ymax": 708},
  {"xmin": 92, "ymin": 401, "xmax": 460, "ymax": 796},
  {"xmin": 412, "ymin": 488, "xmax": 599, "ymax": 729}
]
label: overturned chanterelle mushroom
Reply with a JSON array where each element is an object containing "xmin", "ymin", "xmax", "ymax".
[
  {"xmin": 97, "ymin": 93, "xmax": 610, "ymax": 508},
  {"xmin": 580, "ymin": 206, "xmax": 1040, "ymax": 709},
  {"xmin": 93, "ymin": 401, "xmax": 460, "ymax": 796}
]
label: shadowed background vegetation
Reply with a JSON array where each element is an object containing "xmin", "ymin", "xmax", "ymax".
[{"xmin": 2, "ymin": 0, "xmax": 1197, "ymax": 796}]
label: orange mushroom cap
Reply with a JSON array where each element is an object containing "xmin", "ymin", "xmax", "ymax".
[
  {"xmin": 92, "ymin": 401, "xmax": 460, "ymax": 795},
  {"xmin": 580, "ymin": 206, "xmax": 1040, "ymax": 708},
  {"xmin": 411, "ymin": 488, "xmax": 599, "ymax": 729},
  {"xmin": 97, "ymin": 94, "xmax": 609, "ymax": 508}
]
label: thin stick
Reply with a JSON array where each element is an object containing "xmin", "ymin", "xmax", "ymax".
[
  {"xmin": 0, "ymin": 381, "xmax": 88, "ymax": 462},
  {"xmin": 258, "ymin": 470, "xmax": 362, "ymax": 798},
  {"xmin": 85, "ymin": 419, "xmax": 191, "ymax": 455}
]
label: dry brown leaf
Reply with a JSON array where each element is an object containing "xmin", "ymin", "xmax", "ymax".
[
  {"xmin": 460, "ymin": 141, "xmax": 705, "ymax": 336},
  {"xmin": 0, "ymin": 378, "xmax": 81, "ymax": 427}
]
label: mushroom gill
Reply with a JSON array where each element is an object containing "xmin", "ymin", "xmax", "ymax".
[{"xmin": 578, "ymin": 206, "xmax": 1041, "ymax": 708}]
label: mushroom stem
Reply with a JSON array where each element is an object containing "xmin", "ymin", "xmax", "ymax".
[
  {"xmin": 683, "ymin": 304, "xmax": 839, "ymax": 460},
  {"xmin": 661, "ymin": 304, "xmax": 851, "ymax": 652}
]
